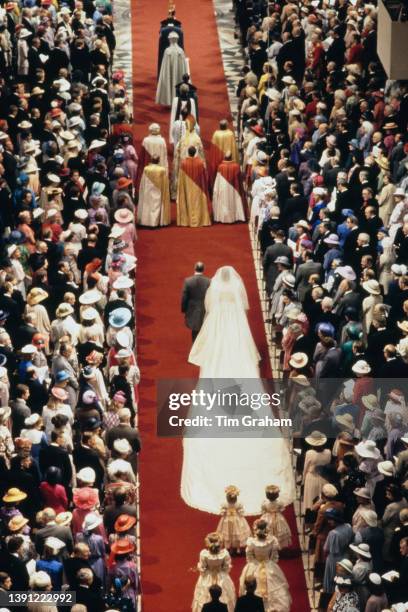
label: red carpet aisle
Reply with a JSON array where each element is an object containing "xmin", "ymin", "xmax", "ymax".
[{"xmin": 131, "ymin": 1, "xmax": 309, "ymax": 610}]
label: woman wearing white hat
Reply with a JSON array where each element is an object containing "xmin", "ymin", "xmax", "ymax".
[
  {"xmin": 66, "ymin": 209, "xmax": 88, "ymax": 255},
  {"xmin": 25, "ymin": 288, "xmax": 51, "ymax": 351},
  {"xmin": 351, "ymin": 487, "xmax": 375, "ymax": 533},
  {"xmin": 365, "ymin": 573, "xmax": 389, "ymax": 611},
  {"xmin": 108, "ymin": 439, "xmax": 136, "ymax": 485},
  {"xmin": 17, "ymin": 28, "xmax": 31, "ymax": 77},
  {"xmin": 379, "ymin": 236, "xmax": 397, "ymax": 295},
  {"xmin": 349, "ymin": 542, "xmax": 373, "ymax": 609},
  {"xmin": 355, "ymin": 441, "xmax": 382, "ymax": 498},
  {"xmin": 20, "ymin": 413, "xmax": 47, "ymax": 464},
  {"xmin": 302, "ymin": 431, "xmax": 331, "ymax": 514},
  {"xmin": 136, "ymin": 123, "xmax": 168, "ymax": 187},
  {"xmin": 78, "ymin": 306, "xmax": 105, "ymax": 347},
  {"xmin": 362, "ymin": 279, "xmax": 383, "ymax": 336},
  {"xmin": 76, "ymin": 512, "xmax": 106, "ymax": 586}
]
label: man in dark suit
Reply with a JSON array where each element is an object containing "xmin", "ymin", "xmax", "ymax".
[
  {"xmin": 73, "ymin": 432, "xmax": 105, "ymax": 489},
  {"xmin": 64, "ymin": 543, "xmax": 102, "ymax": 592},
  {"xmin": 378, "ymin": 344, "xmax": 408, "ymax": 379},
  {"xmin": 103, "ymin": 487, "xmax": 138, "ymax": 535},
  {"xmin": 334, "ymin": 283, "xmax": 362, "ymax": 321},
  {"xmin": 295, "ymin": 250, "xmax": 322, "ymax": 301},
  {"xmin": 34, "ymin": 508, "xmax": 74, "ymax": 557},
  {"xmin": 262, "ymin": 230, "xmax": 292, "ymax": 296},
  {"xmin": 342, "ymin": 216, "xmax": 360, "ymax": 265},
  {"xmin": 0, "ymin": 537, "xmax": 29, "ymax": 590},
  {"xmin": 105, "ymin": 407, "xmax": 141, "ymax": 472},
  {"xmin": 367, "ymin": 322, "xmax": 399, "ymax": 375},
  {"xmin": 181, "ymin": 262, "xmax": 211, "ymax": 342},
  {"xmin": 316, "ymin": 339, "xmax": 343, "ymax": 404},
  {"xmin": 202, "ymin": 584, "xmax": 228, "ymax": 612},
  {"xmin": 75, "ymin": 567, "xmax": 104, "ymax": 609},
  {"xmin": 39, "ymin": 430, "xmax": 73, "ymax": 490},
  {"xmin": 235, "ymin": 577, "xmax": 265, "ymax": 611}
]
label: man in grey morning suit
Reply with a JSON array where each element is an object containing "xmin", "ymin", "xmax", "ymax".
[{"xmin": 181, "ymin": 261, "xmax": 211, "ymax": 342}]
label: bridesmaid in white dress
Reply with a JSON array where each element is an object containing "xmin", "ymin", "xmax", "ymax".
[
  {"xmin": 192, "ymin": 532, "xmax": 236, "ymax": 612},
  {"xmin": 239, "ymin": 519, "xmax": 291, "ymax": 612},
  {"xmin": 216, "ymin": 485, "xmax": 251, "ymax": 553}
]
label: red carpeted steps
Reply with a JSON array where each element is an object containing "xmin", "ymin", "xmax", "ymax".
[{"xmin": 131, "ymin": 1, "xmax": 309, "ymax": 610}]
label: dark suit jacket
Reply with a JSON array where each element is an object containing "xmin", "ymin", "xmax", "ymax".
[
  {"xmin": 295, "ymin": 261, "xmax": 322, "ymax": 301},
  {"xmin": 76, "ymin": 585, "xmax": 104, "ymax": 609},
  {"xmin": 0, "ymin": 551, "xmax": 29, "ymax": 590},
  {"xmin": 367, "ymin": 328, "xmax": 399, "ymax": 374},
  {"xmin": 35, "ymin": 523, "xmax": 74, "ymax": 556},
  {"xmin": 202, "ymin": 602, "xmax": 228, "ymax": 612},
  {"xmin": 335, "ymin": 291, "xmax": 361, "ymax": 320},
  {"xmin": 342, "ymin": 227, "xmax": 359, "ymax": 264},
  {"xmin": 39, "ymin": 444, "xmax": 73, "ymax": 489},
  {"xmin": 378, "ymin": 357, "xmax": 408, "ymax": 379},
  {"xmin": 317, "ymin": 347, "xmax": 343, "ymax": 378},
  {"xmin": 73, "ymin": 445, "xmax": 105, "ymax": 488},
  {"xmin": 181, "ymin": 274, "xmax": 211, "ymax": 331},
  {"xmin": 235, "ymin": 593, "xmax": 265, "ymax": 611},
  {"xmin": 63, "ymin": 557, "xmax": 101, "ymax": 591},
  {"xmin": 263, "ymin": 242, "xmax": 293, "ymax": 295},
  {"xmin": 103, "ymin": 503, "xmax": 137, "ymax": 534},
  {"xmin": 292, "ymin": 334, "xmax": 315, "ymax": 360},
  {"xmin": 105, "ymin": 424, "xmax": 141, "ymax": 454}
]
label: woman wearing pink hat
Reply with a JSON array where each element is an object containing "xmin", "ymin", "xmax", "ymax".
[
  {"xmin": 112, "ymin": 208, "xmax": 137, "ymax": 257},
  {"xmin": 72, "ymin": 487, "xmax": 106, "ymax": 541},
  {"xmin": 103, "ymin": 391, "xmax": 126, "ymax": 430},
  {"xmin": 41, "ymin": 387, "xmax": 73, "ymax": 441}
]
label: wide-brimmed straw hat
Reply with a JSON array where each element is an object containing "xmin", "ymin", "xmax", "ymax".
[
  {"xmin": 362, "ymin": 279, "xmax": 381, "ymax": 295},
  {"xmin": 3, "ymin": 488, "xmax": 27, "ymax": 503},
  {"xmin": 361, "ymin": 394, "xmax": 379, "ymax": 411},
  {"xmin": 335, "ymin": 413, "xmax": 355, "ymax": 431},
  {"xmin": 27, "ymin": 287, "xmax": 48, "ymax": 305},
  {"xmin": 55, "ymin": 511, "xmax": 72, "ymax": 526},
  {"xmin": 289, "ymin": 352, "xmax": 308, "ymax": 369},
  {"xmin": 305, "ymin": 430, "xmax": 327, "ymax": 447},
  {"xmin": 8, "ymin": 515, "xmax": 29, "ymax": 532}
]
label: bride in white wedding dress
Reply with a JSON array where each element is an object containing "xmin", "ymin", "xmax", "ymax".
[{"xmin": 181, "ymin": 266, "xmax": 295, "ymax": 515}]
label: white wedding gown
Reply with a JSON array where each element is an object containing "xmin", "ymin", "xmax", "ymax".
[{"xmin": 181, "ymin": 266, "xmax": 295, "ymax": 515}]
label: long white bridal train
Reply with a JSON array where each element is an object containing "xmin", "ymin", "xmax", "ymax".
[{"xmin": 180, "ymin": 266, "xmax": 295, "ymax": 515}]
